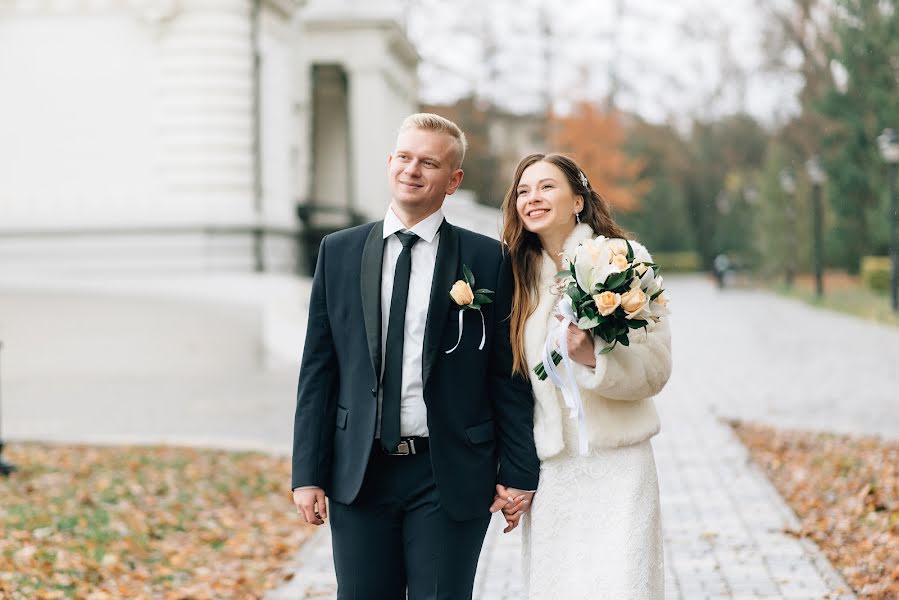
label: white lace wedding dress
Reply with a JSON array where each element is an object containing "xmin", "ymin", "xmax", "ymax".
[{"xmin": 521, "ymin": 403, "xmax": 664, "ymax": 599}]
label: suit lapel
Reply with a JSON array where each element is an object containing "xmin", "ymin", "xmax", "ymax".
[
  {"xmin": 360, "ymin": 221, "xmax": 385, "ymax": 381},
  {"xmin": 422, "ymin": 220, "xmax": 459, "ymax": 388}
]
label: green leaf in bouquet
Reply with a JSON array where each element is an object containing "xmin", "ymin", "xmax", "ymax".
[
  {"xmin": 555, "ymin": 270, "xmax": 571, "ymax": 279},
  {"xmin": 577, "ymin": 316, "xmax": 599, "ymax": 330},
  {"xmin": 566, "ymin": 285, "xmax": 584, "ymax": 304},
  {"xmin": 617, "ymin": 333, "xmax": 630, "ymax": 346},
  {"xmin": 625, "ymin": 240, "xmax": 635, "ymax": 262},
  {"xmin": 603, "ymin": 271, "xmax": 628, "ymax": 290},
  {"xmin": 463, "ymin": 264, "xmax": 475, "ymax": 286},
  {"xmin": 650, "ymin": 288, "xmax": 665, "ymax": 301},
  {"xmin": 626, "ymin": 318, "xmax": 648, "ymax": 329},
  {"xmin": 597, "ymin": 326, "xmax": 615, "ymax": 344},
  {"xmin": 598, "ymin": 340, "xmax": 618, "ymax": 355}
]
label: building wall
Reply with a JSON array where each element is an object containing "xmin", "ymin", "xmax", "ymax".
[
  {"xmin": 0, "ymin": 8, "xmax": 163, "ymax": 229},
  {"xmin": 0, "ymin": 0, "xmax": 418, "ymax": 275}
]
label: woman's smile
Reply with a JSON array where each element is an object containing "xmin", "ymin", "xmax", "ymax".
[{"xmin": 525, "ymin": 207, "xmax": 551, "ymax": 219}]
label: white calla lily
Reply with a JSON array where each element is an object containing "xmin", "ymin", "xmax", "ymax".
[
  {"xmin": 574, "ymin": 236, "xmax": 615, "ymax": 293},
  {"xmin": 639, "ymin": 266, "xmax": 657, "ymax": 292}
]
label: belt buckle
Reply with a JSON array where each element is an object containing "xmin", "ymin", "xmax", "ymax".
[{"xmin": 391, "ymin": 440, "xmax": 414, "ymax": 456}]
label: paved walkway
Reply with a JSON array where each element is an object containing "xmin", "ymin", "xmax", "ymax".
[
  {"xmin": 672, "ymin": 278, "xmax": 899, "ymax": 440},
  {"xmin": 3, "ymin": 275, "xmax": 896, "ymax": 598},
  {"xmin": 267, "ymin": 389, "xmax": 856, "ymax": 600},
  {"xmin": 0, "ymin": 279, "xmax": 302, "ymax": 454}
]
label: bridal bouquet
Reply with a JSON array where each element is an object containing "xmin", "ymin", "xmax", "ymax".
[{"xmin": 533, "ymin": 236, "xmax": 669, "ymax": 381}]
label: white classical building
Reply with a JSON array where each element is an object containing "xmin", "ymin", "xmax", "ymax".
[{"xmin": 0, "ymin": 0, "xmax": 418, "ymax": 275}]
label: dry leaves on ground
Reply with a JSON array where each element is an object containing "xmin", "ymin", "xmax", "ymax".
[
  {"xmin": 733, "ymin": 422, "xmax": 899, "ymax": 599},
  {"xmin": 0, "ymin": 443, "xmax": 313, "ymax": 599}
]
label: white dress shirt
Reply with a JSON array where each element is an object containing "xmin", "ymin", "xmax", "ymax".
[{"xmin": 375, "ymin": 206, "xmax": 443, "ymax": 438}]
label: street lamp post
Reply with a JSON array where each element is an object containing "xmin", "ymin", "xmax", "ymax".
[
  {"xmin": 779, "ymin": 168, "xmax": 798, "ymax": 288},
  {"xmin": 806, "ymin": 157, "xmax": 827, "ymax": 298},
  {"xmin": 877, "ymin": 128, "xmax": 899, "ymax": 313},
  {"xmin": 0, "ymin": 341, "xmax": 16, "ymax": 476}
]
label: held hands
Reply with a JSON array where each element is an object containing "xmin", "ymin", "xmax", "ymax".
[
  {"xmin": 293, "ymin": 487, "xmax": 328, "ymax": 526},
  {"xmin": 556, "ymin": 315, "xmax": 596, "ymax": 368},
  {"xmin": 489, "ymin": 485, "xmax": 535, "ymax": 533}
]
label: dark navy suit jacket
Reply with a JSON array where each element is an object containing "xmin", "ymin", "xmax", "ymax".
[{"xmin": 291, "ymin": 219, "xmax": 539, "ymax": 521}]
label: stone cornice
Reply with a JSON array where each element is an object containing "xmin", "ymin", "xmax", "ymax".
[{"xmin": 302, "ymin": 13, "xmax": 419, "ymax": 69}]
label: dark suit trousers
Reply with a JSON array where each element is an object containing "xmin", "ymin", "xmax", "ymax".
[{"xmin": 329, "ymin": 444, "xmax": 491, "ymax": 600}]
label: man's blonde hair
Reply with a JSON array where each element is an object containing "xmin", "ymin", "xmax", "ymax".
[{"xmin": 398, "ymin": 113, "xmax": 468, "ymax": 169}]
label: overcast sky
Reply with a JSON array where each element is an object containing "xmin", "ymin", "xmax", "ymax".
[{"xmin": 405, "ymin": 0, "xmax": 804, "ymax": 128}]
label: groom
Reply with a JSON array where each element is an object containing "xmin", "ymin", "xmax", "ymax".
[{"xmin": 291, "ymin": 113, "xmax": 539, "ymax": 599}]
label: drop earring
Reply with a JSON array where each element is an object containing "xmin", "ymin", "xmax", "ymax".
[{"xmin": 575, "ymin": 211, "xmax": 581, "ymax": 224}]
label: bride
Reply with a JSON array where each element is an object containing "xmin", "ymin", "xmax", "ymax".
[{"xmin": 497, "ymin": 153, "xmax": 673, "ymax": 599}]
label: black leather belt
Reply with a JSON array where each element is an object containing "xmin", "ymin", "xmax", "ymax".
[{"xmin": 379, "ymin": 436, "xmax": 429, "ymax": 456}]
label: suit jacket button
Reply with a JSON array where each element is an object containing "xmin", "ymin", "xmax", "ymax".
[{"xmin": 371, "ymin": 388, "xmax": 377, "ymax": 396}]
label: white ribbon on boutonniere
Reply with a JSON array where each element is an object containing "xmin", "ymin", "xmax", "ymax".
[{"xmin": 446, "ymin": 264, "xmax": 494, "ymax": 354}]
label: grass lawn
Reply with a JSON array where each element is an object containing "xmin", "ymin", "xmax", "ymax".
[
  {"xmin": 732, "ymin": 422, "xmax": 899, "ymax": 599},
  {"xmin": 0, "ymin": 443, "xmax": 312, "ymax": 599},
  {"xmin": 771, "ymin": 272, "xmax": 899, "ymax": 327}
]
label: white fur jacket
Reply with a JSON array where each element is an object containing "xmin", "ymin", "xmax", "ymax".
[{"xmin": 524, "ymin": 223, "xmax": 673, "ymax": 460}]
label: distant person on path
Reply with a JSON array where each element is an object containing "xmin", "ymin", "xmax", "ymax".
[
  {"xmin": 290, "ymin": 113, "xmax": 540, "ymax": 599},
  {"xmin": 714, "ymin": 252, "xmax": 731, "ymax": 289},
  {"xmin": 500, "ymin": 153, "xmax": 673, "ymax": 599}
]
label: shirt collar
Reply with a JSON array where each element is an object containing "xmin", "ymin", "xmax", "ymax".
[{"xmin": 382, "ymin": 206, "xmax": 444, "ymax": 244}]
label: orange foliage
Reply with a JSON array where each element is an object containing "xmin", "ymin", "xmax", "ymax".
[
  {"xmin": 550, "ymin": 101, "xmax": 651, "ymax": 213},
  {"xmin": 733, "ymin": 423, "xmax": 899, "ymax": 599}
]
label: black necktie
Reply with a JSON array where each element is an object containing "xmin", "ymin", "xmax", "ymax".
[{"xmin": 380, "ymin": 231, "xmax": 420, "ymax": 452}]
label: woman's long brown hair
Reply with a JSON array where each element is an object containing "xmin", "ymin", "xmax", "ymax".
[{"xmin": 501, "ymin": 153, "xmax": 628, "ymax": 377}]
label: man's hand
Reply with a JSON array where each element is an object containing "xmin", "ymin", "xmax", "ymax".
[
  {"xmin": 489, "ymin": 484, "xmax": 535, "ymax": 533},
  {"xmin": 292, "ymin": 487, "xmax": 328, "ymax": 526}
]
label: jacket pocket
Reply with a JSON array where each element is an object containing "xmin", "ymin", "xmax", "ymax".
[
  {"xmin": 336, "ymin": 405, "xmax": 348, "ymax": 430},
  {"xmin": 465, "ymin": 420, "xmax": 495, "ymax": 445}
]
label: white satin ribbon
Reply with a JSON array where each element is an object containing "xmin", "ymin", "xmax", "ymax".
[
  {"xmin": 445, "ymin": 308, "xmax": 486, "ymax": 354},
  {"xmin": 542, "ymin": 299, "xmax": 590, "ymax": 456}
]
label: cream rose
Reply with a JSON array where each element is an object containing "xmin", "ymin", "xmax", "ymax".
[
  {"xmin": 593, "ymin": 291, "xmax": 622, "ymax": 316},
  {"xmin": 654, "ymin": 294, "xmax": 669, "ymax": 307},
  {"xmin": 620, "ymin": 287, "xmax": 648, "ymax": 315},
  {"xmin": 634, "ymin": 263, "xmax": 648, "ymax": 276},
  {"xmin": 607, "ymin": 238, "xmax": 629, "ymax": 256},
  {"xmin": 611, "ymin": 254, "xmax": 629, "ymax": 271},
  {"xmin": 450, "ymin": 280, "xmax": 474, "ymax": 306}
]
